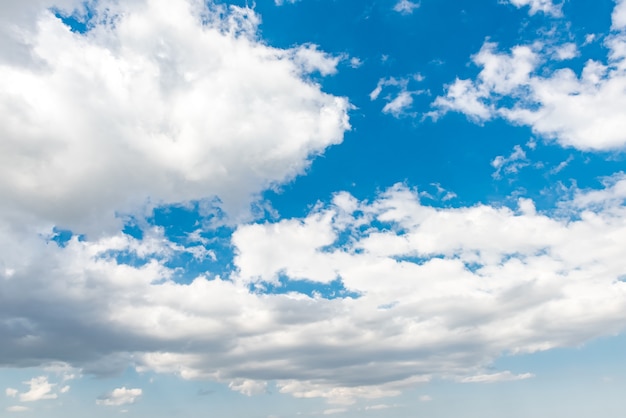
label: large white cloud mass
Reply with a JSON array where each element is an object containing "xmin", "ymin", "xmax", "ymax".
[
  {"xmin": 0, "ymin": 0, "xmax": 349, "ymax": 234},
  {"xmin": 2, "ymin": 0, "xmax": 626, "ymax": 407},
  {"xmin": 2, "ymin": 175, "xmax": 626, "ymax": 404},
  {"xmin": 433, "ymin": 0, "xmax": 626, "ymax": 151}
]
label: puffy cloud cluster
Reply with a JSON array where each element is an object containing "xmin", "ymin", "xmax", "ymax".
[
  {"xmin": 5, "ymin": 376, "xmax": 68, "ymax": 403},
  {"xmin": 0, "ymin": 0, "xmax": 349, "ymax": 235},
  {"xmin": 370, "ymin": 74, "xmax": 425, "ymax": 117},
  {"xmin": 3, "ymin": 174, "xmax": 626, "ymax": 404},
  {"xmin": 96, "ymin": 387, "xmax": 142, "ymax": 406},
  {"xmin": 433, "ymin": 0, "xmax": 626, "ymax": 151},
  {"xmin": 393, "ymin": 0, "xmax": 420, "ymax": 15},
  {"xmin": 2, "ymin": 0, "xmax": 626, "ymax": 408},
  {"xmin": 506, "ymin": 0, "xmax": 562, "ymax": 16}
]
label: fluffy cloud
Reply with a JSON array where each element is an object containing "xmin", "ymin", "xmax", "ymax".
[
  {"xmin": 2, "ymin": 0, "xmax": 626, "ymax": 407},
  {"xmin": 393, "ymin": 0, "xmax": 420, "ymax": 15},
  {"xmin": 433, "ymin": 1, "xmax": 626, "ymax": 151},
  {"xmin": 0, "ymin": 0, "xmax": 349, "ymax": 235},
  {"xmin": 370, "ymin": 75, "xmax": 425, "ymax": 117},
  {"xmin": 6, "ymin": 377, "xmax": 59, "ymax": 403},
  {"xmin": 506, "ymin": 0, "xmax": 562, "ymax": 16},
  {"xmin": 2, "ymin": 173, "xmax": 626, "ymax": 403},
  {"xmin": 96, "ymin": 387, "xmax": 142, "ymax": 406},
  {"xmin": 491, "ymin": 144, "xmax": 529, "ymax": 179}
]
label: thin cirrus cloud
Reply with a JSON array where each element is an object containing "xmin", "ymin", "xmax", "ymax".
[{"xmin": 432, "ymin": 0, "xmax": 626, "ymax": 151}]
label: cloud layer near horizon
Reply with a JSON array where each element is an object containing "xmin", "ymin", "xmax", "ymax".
[{"xmin": 3, "ymin": 174, "xmax": 626, "ymax": 403}]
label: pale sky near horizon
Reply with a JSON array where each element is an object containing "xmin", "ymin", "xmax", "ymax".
[{"xmin": 1, "ymin": 0, "xmax": 626, "ymax": 416}]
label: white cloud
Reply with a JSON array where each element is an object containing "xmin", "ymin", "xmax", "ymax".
[
  {"xmin": 393, "ymin": 0, "xmax": 420, "ymax": 15},
  {"xmin": 322, "ymin": 408, "xmax": 348, "ymax": 415},
  {"xmin": 228, "ymin": 379, "xmax": 267, "ymax": 396},
  {"xmin": 552, "ymin": 42, "xmax": 579, "ymax": 60},
  {"xmin": 459, "ymin": 371, "xmax": 535, "ymax": 383},
  {"xmin": 419, "ymin": 395, "xmax": 433, "ymax": 402},
  {"xmin": 2, "ymin": 0, "xmax": 626, "ymax": 407},
  {"xmin": 5, "ymin": 388, "xmax": 18, "ymax": 398},
  {"xmin": 96, "ymin": 387, "xmax": 142, "ymax": 406},
  {"xmin": 0, "ymin": 0, "xmax": 350, "ymax": 235},
  {"xmin": 370, "ymin": 76, "xmax": 425, "ymax": 117},
  {"xmin": 613, "ymin": 0, "xmax": 626, "ymax": 29},
  {"xmin": 433, "ymin": 4, "xmax": 626, "ymax": 151},
  {"xmin": 6, "ymin": 406, "xmax": 30, "ymax": 413},
  {"xmin": 1, "ymin": 174, "xmax": 626, "ymax": 403},
  {"xmin": 506, "ymin": 0, "xmax": 562, "ymax": 16},
  {"xmin": 349, "ymin": 57, "xmax": 363, "ymax": 68},
  {"xmin": 365, "ymin": 403, "xmax": 395, "ymax": 410},
  {"xmin": 491, "ymin": 144, "xmax": 529, "ymax": 179},
  {"xmin": 17, "ymin": 376, "xmax": 57, "ymax": 402},
  {"xmin": 291, "ymin": 44, "xmax": 341, "ymax": 76}
]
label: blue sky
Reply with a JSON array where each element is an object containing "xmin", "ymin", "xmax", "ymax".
[{"xmin": 1, "ymin": 0, "xmax": 626, "ymax": 416}]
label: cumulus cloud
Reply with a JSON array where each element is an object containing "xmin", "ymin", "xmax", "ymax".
[
  {"xmin": 2, "ymin": 173, "xmax": 626, "ymax": 403},
  {"xmin": 393, "ymin": 0, "xmax": 420, "ymax": 15},
  {"xmin": 613, "ymin": 0, "xmax": 626, "ymax": 29},
  {"xmin": 433, "ymin": 1, "xmax": 626, "ymax": 151},
  {"xmin": 2, "ymin": 0, "xmax": 626, "ymax": 407},
  {"xmin": 96, "ymin": 387, "xmax": 142, "ymax": 406},
  {"xmin": 0, "ymin": 0, "xmax": 349, "ymax": 235},
  {"xmin": 505, "ymin": 0, "xmax": 562, "ymax": 16},
  {"xmin": 7, "ymin": 376, "xmax": 58, "ymax": 402}
]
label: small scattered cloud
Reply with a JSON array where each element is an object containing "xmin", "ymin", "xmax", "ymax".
[
  {"xmin": 228, "ymin": 379, "xmax": 267, "ymax": 396},
  {"xmin": 10, "ymin": 377, "xmax": 59, "ymax": 403},
  {"xmin": 364, "ymin": 403, "xmax": 403, "ymax": 410},
  {"xmin": 96, "ymin": 387, "xmax": 142, "ymax": 407},
  {"xmin": 433, "ymin": 12, "xmax": 626, "ymax": 151},
  {"xmin": 583, "ymin": 33, "xmax": 597, "ymax": 45},
  {"xmin": 491, "ymin": 145, "xmax": 529, "ymax": 179},
  {"xmin": 549, "ymin": 155, "xmax": 574, "ymax": 175},
  {"xmin": 419, "ymin": 395, "xmax": 433, "ymax": 402},
  {"xmin": 6, "ymin": 406, "xmax": 30, "ymax": 413},
  {"xmin": 460, "ymin": 371, "xmax": 535, "ymax": 383},
  {"xmin": 371, "ymin": 76, "xmax": 426, "ymax": 117},
  {"xmin": 505, "ymin": 0, "xmax": 562, "ymax": 17},
  {"xmin": 349, "ymin": 57, "xmax": 363, "ymax": 68},
  {"xmin": 322, "ymin": 408, "xmax": 348, "ymax": 415},
  {"xmin": 394, "ymin": 0, "xmax": 420, "ymax": 15}
]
